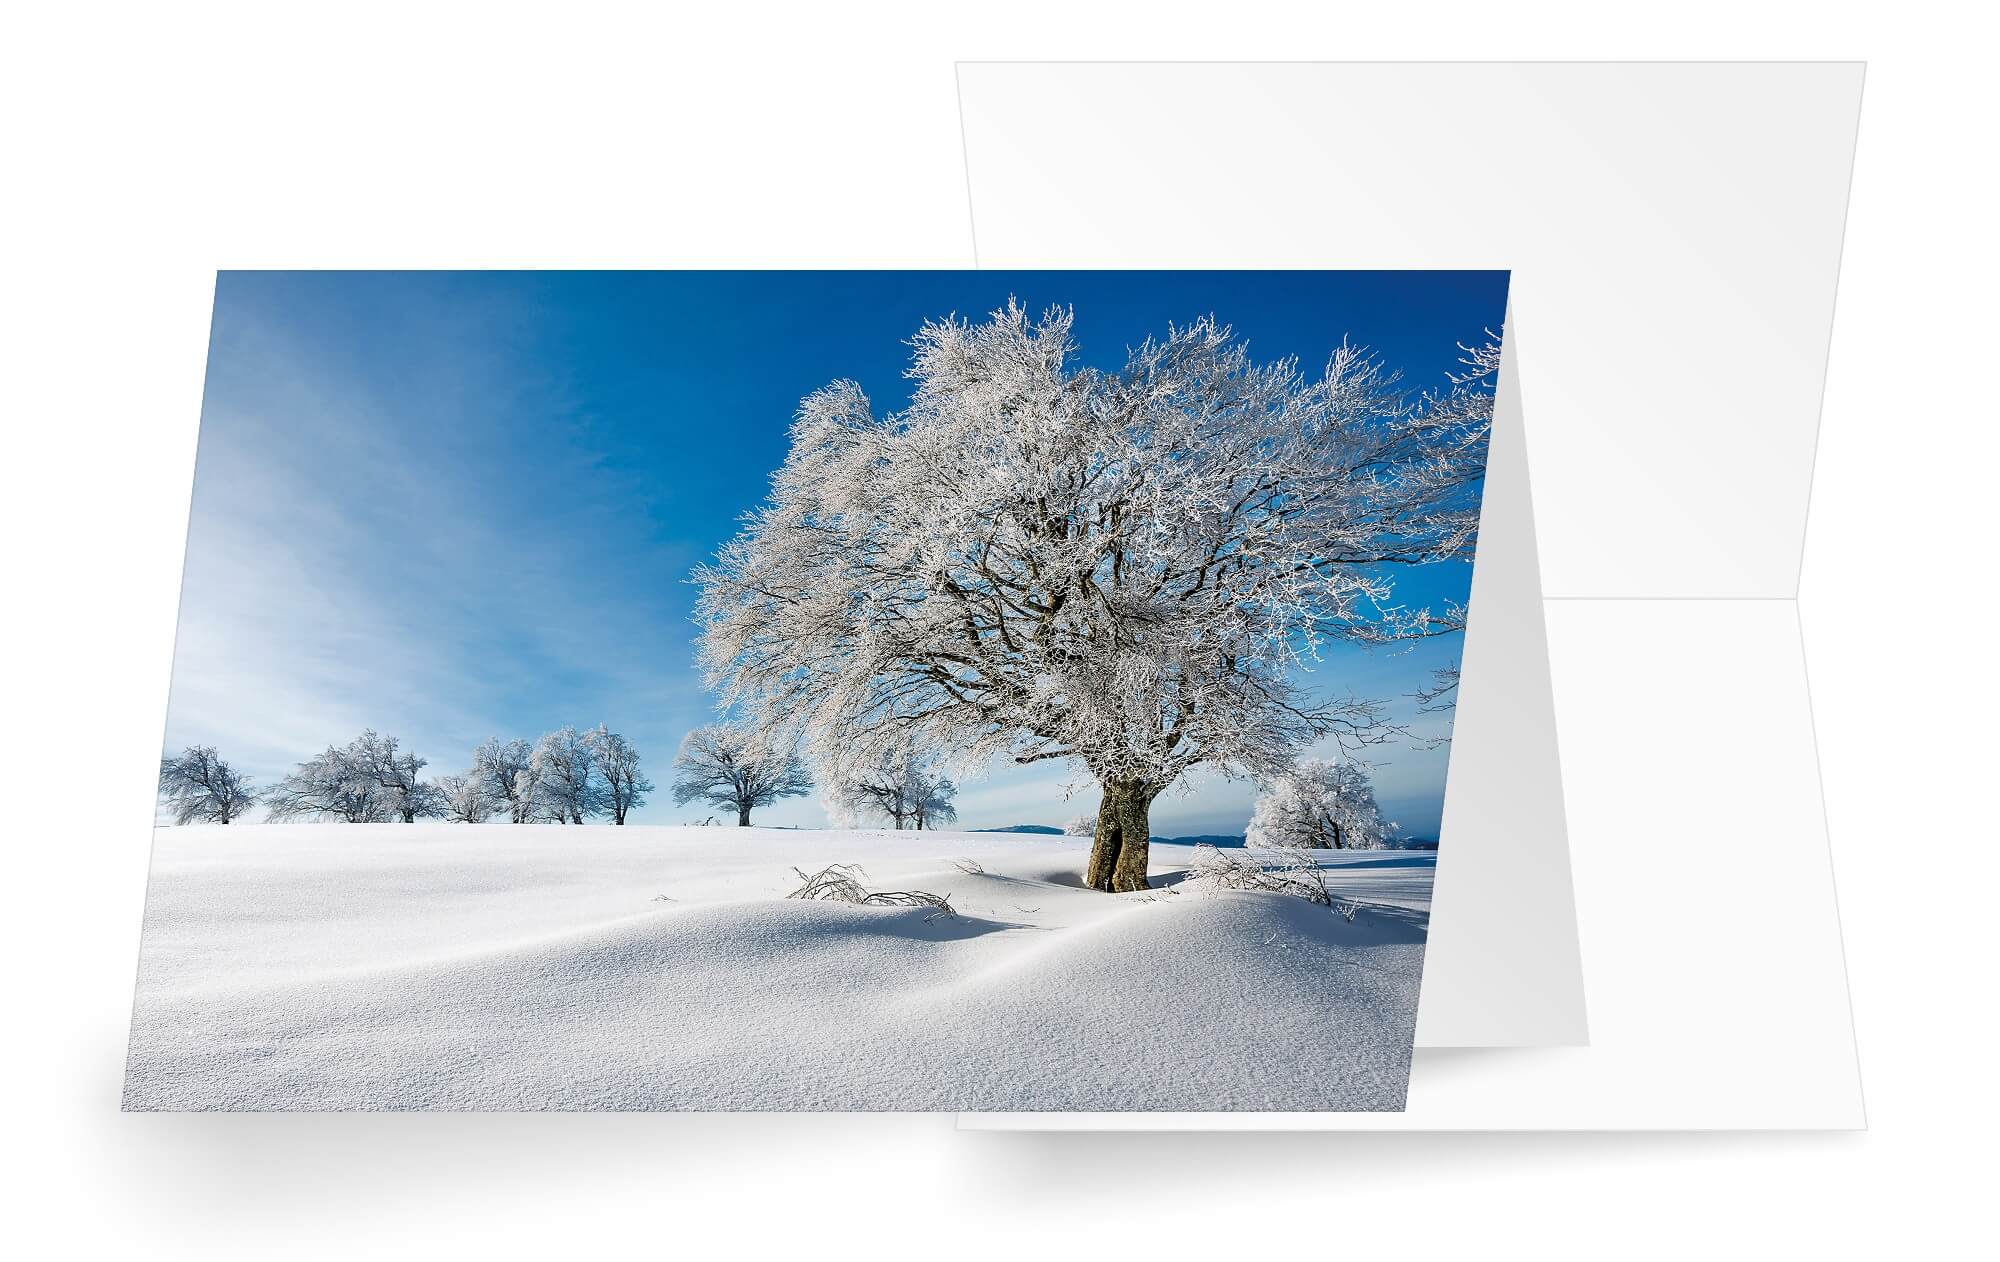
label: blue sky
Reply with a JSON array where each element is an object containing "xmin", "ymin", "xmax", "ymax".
[{"xmin": 164, "ymin": 271, "xmax": 1508, "ymax": 835}]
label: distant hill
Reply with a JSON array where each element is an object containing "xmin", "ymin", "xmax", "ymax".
[{"xmin": 972, "ymin": 825, "xmax": 1064, "ymax": 835}]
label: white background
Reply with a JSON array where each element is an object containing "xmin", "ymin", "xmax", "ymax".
[{"xmin": 1, "ymin": 2, "xmax": 1992, "ymax": 1258}]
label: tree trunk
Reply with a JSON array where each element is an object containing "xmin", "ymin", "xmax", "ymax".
[
  {"xmin": 1084, "ymin": 779, "xmax": 1155, "ymax": 892},
  {"xmin": 737, "ymin": 804, "xmax": 751, "ymax": 827}
]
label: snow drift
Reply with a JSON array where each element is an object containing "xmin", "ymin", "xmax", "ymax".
[{"xmin": 123, "ymin": 825, "xmax": 1434, "ymax": 1111}]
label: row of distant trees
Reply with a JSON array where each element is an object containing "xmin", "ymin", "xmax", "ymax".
[
  {"xmin": 160, "ymin": 725, "xmax": 1395, "ymax": 846},
  {"xmin": 158, "ymin": 722, "xmax": 961, "ymax": 830},
  {"xmin": 158, "ymin": 727, "xmax": 1406, "ymax": 849},
  {"xmin": 158, "ymin": 726, "xmax": 652, "ymax": 826}
]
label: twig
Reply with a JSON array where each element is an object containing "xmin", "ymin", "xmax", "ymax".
[{"xmin": 787, "ymin": 863, "xmax": 956, "ymax": 918}]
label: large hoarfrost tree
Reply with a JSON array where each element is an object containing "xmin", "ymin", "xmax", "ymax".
[
  {"xmin": 671, "ymin": 724, "xmax": 812, "ymax": 826},
  {"xmin": 582, "ymin": 725, "xmax": 653, "ymax": 825},
  {"xmin": 1245, "ymin": 759, "xmax": 1395, "ymax": 851},
  {"xmin": 157, "ymin": 745, "xmax": 257, "ymax": 824},
  {"xmin": 696, "ymin": 303, "xmax": 1492, "ymax": 890},
  {"xmin": 471, "ymin": 737, "xmax": 536, "ymax": 823}
]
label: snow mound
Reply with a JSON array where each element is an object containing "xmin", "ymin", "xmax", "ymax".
[{"xmin": 124, "ymin": 825, "xmax": 1433, "ymax": 1111}]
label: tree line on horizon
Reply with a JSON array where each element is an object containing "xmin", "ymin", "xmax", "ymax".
[
  {"xmin": 156, "ymin": 721, "xmax": 964, "ymax": 832},
  {"xmin": 158, "ymin": 726, "xmax": 652, "ymax": 827},
  {"xmin": 159, "ymin": 725, "xmax": 1405, "ymax": 851}
]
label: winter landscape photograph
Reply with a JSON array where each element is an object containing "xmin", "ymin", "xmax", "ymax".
[{"xmin": 127, "ymin": 270, "xmax": 1507, "ymax": 1111}]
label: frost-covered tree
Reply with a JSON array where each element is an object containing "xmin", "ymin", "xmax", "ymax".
[
  {"xmin": 840, "ymin": 747, "xmax": 957, "ymax": 830},
  {"xmin": 1245, "ymin": 759, "xmax": 1395, "ymax": 851},
  {"xmin": 911, "ymin": 772, "xmax": 956, "ymax": 831},
  {"xmin": 157, "ymin": 745, "xmax": 257, "ymax": 824},
  {"xmin": 835, "ymin": 774, "xmax": 900, "ymax": 829},
  {"xmin": 581, "ymin": 725, "xmax": 653, "ymax": 825},
  {"xmin": 349, "ymin": 729, "xmax": 446, "ymax": 823},
  {"xmin": 671, "ymin": 724, "xmax": 812, "ymax": 827},
  {"xmin": 437, "ymin": 773, "xmax": 495, "ymax": 823},
  {"xmin": 525, "ymin": 725, "xmax": 605, "ymax": 824},
  {"xmin": 1063, "ymin": 812, "xmax": 1097, "ymax": 838},
  {"xmin": 696, "ymin": 303, "xmax": 1493, "ymax": 890},
  {"xmin": 471, "ymin": 737, "xmax": 535, "ymax": 823},
  {"xmin": 265, "ymin": 745, "xmax": 388, "ymax": 822},
  {"xmin": 265, "ymin": 731, "xmax": 443, "ymax": 823}
]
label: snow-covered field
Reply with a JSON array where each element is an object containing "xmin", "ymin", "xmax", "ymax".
[{"xmin": 123, "ymin": 825, "xmax": 1434, "ymax": 1111}]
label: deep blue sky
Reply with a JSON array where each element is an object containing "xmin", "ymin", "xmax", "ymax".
[{"xmin": 166, "ymin": 271, "xmax": 1508, "ymax": 834}]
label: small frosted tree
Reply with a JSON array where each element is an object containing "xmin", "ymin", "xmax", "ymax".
[
  {"xmin": 837, "ymin": 775, "xmax": 905, "ymax": 829},
  {"xmin": 696, "ymin": 303, "xmax": 1493, "ymax": 890},
  {"xmin": 671, "ymin": 724, "xmax": 812, "ymax": 827},
  {"xmin": 265, "ymin": 731, "xmax": 443, "ymax": 823},
  {"xmin": 157, "ymin": 745, "xmax": 257, "ymax": 824},
  {"xmin": 1246, "ymin": 759, "xmax": 1394, "ymax": 851},
  {"xmin": 911, "ymin": 772, "xmax": 956, "ymax": 831},
  {"xmin": 582, "ymin": 725, "xmax": 653, "ymax": 825},
  {"xmin": 437, "ymin": 773, "xmax": 495, "ymax": 823},
  {"xmin": 1063, "ymin": 812, "xmax": 1097, "ymax": 838},
  {"xmin": 526, "ymin": 725, "xmax": 605, "ymax": 824},
  {"xmin": 840, "ymin": 746, "xmax": 957, "ymax": 830},
  {"xmin": 472, "ymin": 737, "xmax": 535, "ymax": 823},
  {"xmin": 265, "ymin": 745, "xmax": 388, "ymax": 822},
  {"xmin": 350, "ymin": 729, "xmax": 445, "ymax": 823}
]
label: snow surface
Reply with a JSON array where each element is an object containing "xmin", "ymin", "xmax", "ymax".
[{"xmin": 123, "ymin": 825, "xmax": 1434, "ymax": 1111}]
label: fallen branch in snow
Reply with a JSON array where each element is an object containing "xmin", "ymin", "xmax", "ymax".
[
  {"xmin": 787, "ymin": 864, "xmax": 955, "ymax": 917},
  {"xmin": 786, "ymin": 863, "xmax": 870, "ymax": 901},
  {"xmin": 1189, "ymin": 844, "xmax": 1337, "ymax": 909},
  {"xmin": 950, "ymin": 857, "xmax": 985, "ymax": 875}
]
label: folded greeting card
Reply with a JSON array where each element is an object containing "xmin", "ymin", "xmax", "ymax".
[
  {"xmin": 126, "ymin": 269, "xmax": 1507, "ymax": 1111},
  {"xmin": 954, "ymin": 61, "xmax": 1864, "ymax": 1130}
]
